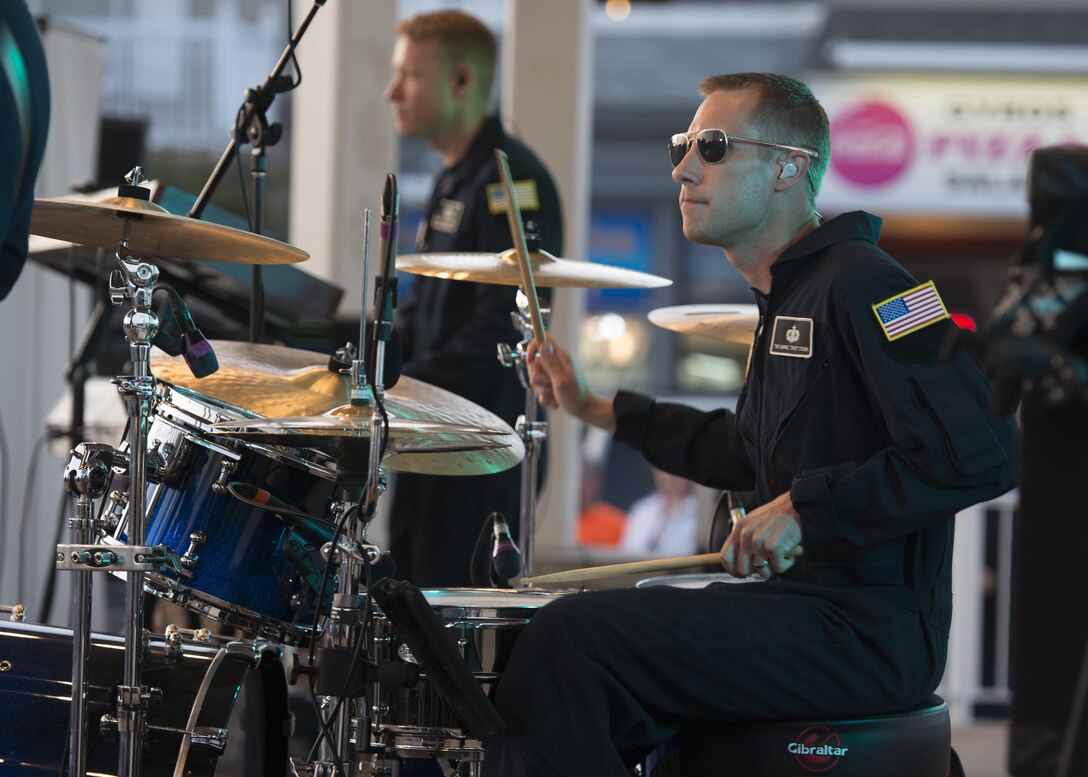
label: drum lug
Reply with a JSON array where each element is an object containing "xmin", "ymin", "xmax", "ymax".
[
  {"xmin": 163, "ymin": 623, "xmax": 213, "ymax": 660},
  {"xmin": 101, "ymin": 490, "xmax": 128, "ymax": 533},
  {"xmin": 146, "ymin": 439, "xmax": 176, "ymax": 479},
  {"xmin": 191, "ymin": 726, "xmax": 229, "ymax": 753},
  {"xmin": 211, "ymin": 459, "xmax": 239, "ymax": 495},
  {"xmin": 179, "ymin": 531, "xmax": 208, "ymax": 574}
]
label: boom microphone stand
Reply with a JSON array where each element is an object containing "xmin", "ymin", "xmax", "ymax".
[{"xmin": 188, "ymin": 0, "xmax": 328, "ymax": 343}]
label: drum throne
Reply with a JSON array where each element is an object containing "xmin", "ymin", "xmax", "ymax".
[{"xmin": 649, "ymin": 693, "xmax": 960, "ymax": 777}]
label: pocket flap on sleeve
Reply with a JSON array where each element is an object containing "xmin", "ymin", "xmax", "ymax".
[{"xmin": 911, "ymin": 367, "xmax": 1008, "ymax": 476}]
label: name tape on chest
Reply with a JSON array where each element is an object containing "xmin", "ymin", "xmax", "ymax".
[
  {"xmin": 429, "ymin": 198, "xmax": 465, "ymax": 234},
  {"xmin": 769, "ymin": 316, "xmax": 814, "ymax": 358},
  {"xmin": 872, "ymin": 281, "xmax": 949, "ymax": 342},
  {"xmin": 486, "ymin": 179, "xmax": 540, "ymax": 215}
]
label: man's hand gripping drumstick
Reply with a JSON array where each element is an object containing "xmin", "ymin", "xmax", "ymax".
[{"xmin": 526, "ymin": 337, "xmax": 803, "ymax": 581}]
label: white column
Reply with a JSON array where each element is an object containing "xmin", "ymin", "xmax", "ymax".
[
  {"xmin": 945, "ymin": 504, "xmax": 986, "ymax": 726},
  {"xmin": 502, "ymin": 0, "xmax": 594, "ymax": 562},
  {"xmin": 288, "ymin": 1, "xmax": 397, "ymax": 316}
]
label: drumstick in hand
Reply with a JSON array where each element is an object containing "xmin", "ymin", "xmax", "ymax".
[
  {"xmin": 521, "ymin": 546, "xmax": 804, "ymax": 587},
  {"xmin": 494, "ymin": 149, "xmax": 546, "ymax": 345}
]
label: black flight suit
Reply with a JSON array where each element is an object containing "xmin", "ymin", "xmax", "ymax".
[
  {"xmin": 391, "ymin": 115, "xmax": 563, "ymax": 587},
  {"xmin": 481, "ymin": 211, "xmax": 1018, "ymax": 777}
]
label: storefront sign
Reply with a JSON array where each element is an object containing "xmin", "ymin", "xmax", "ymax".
[{"xmin": 809, "ymin": 73, "xmax": 1088, "ymax": 217}]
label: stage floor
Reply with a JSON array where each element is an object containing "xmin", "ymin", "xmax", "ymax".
[{"xmin": 954, "ymin": 721, "xmax": 1013, "ymax": 777}]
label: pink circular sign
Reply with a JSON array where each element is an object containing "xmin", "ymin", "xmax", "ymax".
[{"xmin": 831, "ymin": 101, "xmax": 915, "ymax": 187}]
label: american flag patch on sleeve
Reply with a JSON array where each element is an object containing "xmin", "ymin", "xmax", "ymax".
[
  {"xmin": 486, "ymin": 179, "xmax": 540, "ymax": 215},
  {"xmin": 872, "ymin": 281, "xmax": 949, "ymax": 341}
]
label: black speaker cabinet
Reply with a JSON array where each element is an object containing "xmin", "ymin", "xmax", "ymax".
[{"xmin": 1008, "ymin": 397, "xmax": 1088, "ymax": 777}]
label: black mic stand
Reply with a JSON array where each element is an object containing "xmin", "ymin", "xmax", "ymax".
[
  {"xmin": 187, "ymin": 0, "xmax": 328, "ymax": 344},
  {"xmin": 294, "ymin": 204, "xmax": 395, "ymax": 777}
]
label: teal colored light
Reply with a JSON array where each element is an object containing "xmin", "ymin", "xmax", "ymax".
[{"xmin": 0, "ymin": 22, "xmax": 32, "ymax": 163}]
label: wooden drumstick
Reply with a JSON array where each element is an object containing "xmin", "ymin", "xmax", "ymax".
[
  {"xmin": 494, "ymin": 149, "xmax": 547, "ymax": 345},
  {"xmin": 520, "ymin": 546, "xmax": 805, "ymax": 587},
  {"xmin": 521, "ymin": 552, "xmax": 722, "ymax": 586}
]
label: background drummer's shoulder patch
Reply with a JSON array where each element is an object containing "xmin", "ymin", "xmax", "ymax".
[
  {"xmin": 486, "ymin": 179, "xmax": 540, "ymax": 214},
  {"xmin": 872, "ymin": 281, "xmax": 949, "ymax": 341}
]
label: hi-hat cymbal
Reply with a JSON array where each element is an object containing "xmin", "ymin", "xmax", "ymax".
[
  {"xmin": 397, "ymin": 248, "xmax": 672, "ymax": 289},
  {"xmin": 30, "ymin": 196, "xmax": 308, "ymax": 264},
  {"xmin": 151, "ymin": 341, "xmax": 524, "ymax": 476},
  {"xmin": 647, "ymin": 304, "xmax": 760, "ymax": 345}
]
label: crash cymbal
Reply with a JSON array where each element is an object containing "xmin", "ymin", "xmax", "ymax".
[
  {"xmin": 647, "ymin": 304, "xmax": 760, "ymax": 345},
  {"xmin": 151, "ymin": 341, "xmax": 524, "ymax": 475},
  {"xmin": 212, "ymin": 404, "xmax": 504, "ymax": 440},
  {"xmin": 397, "ymin": 248, "xmax": 672, "ymax": 289},
  {"xmin": 30, "ymin": 196, "xmax": 308, "ymax": 264},
  {"xmin": 152, "ymin": 341, "xmax": 357, "ymax": 418}
]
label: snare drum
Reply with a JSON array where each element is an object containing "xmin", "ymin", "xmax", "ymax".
[
  {"xmin": 636, "ymin": 572, "xmax": 760, "ymax": 588},
  {"xmin": 0, "ymin": 620, "xmax": 288, "ymax": 776},
  {"xmin": 101, "ymin": 383, "xmax": 338, "ymax": 642},
  {"xmin": 372, "ymin": 588, "xmax": 571, "ymax": 759}
]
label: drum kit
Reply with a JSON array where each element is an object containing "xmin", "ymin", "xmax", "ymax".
[{"xmin": 5, "ymin": 158, "xmax": 762, "ymax": 776}]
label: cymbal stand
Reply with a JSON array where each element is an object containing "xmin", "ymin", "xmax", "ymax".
[
  {"xmin": 55, "ymin": 229, "xmax": 163, "ymax": 777},
  {"xmin": 109, "ymin": 233, "xmax": 161, "ymax": 777},
  {"xmin": 492, "ymin": 150, "xmax": 548, "ymax": 581},
  {"xmin": 499, "ymin": 295, "xmax": 552, "ymax": 581}
]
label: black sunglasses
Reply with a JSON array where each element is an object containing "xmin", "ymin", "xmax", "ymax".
[{"xmin": 668, "ymin": 129, "xmax": 819, "ymax": 168}]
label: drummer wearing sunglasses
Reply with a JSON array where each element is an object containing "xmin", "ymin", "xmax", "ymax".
[{"xmin": 482, "ymin": 73, "xmax": 1017, "ymax": 777}]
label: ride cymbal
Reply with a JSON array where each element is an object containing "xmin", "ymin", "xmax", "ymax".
[
  {"xmin": 647, "ymin": 304, "xmax": 760, "ymax": 345},
  {"xmin": 397, "ymin": 248, "xmax": 672, "ymax": 289},
  {"xmin": 30, "ymin": 196, "xmax": 308, "ymax": 264},
  {"xmin": 151, "ymin": 341, "xmax": 524, "ymax": 476}
]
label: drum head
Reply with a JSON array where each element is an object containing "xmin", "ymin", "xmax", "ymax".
[
  {"xmin": 419, "ymin": 588, "xmax": 572, "ymax": 622},
  {"xmin": 635, "ymin": 572, "xmax": 759, "ymax": 589}
]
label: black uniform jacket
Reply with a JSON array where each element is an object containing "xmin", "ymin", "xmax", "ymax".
[
  {"xmin": 614, "ymin": 211, "xmax": 1018, "ymax": 629},
  {"xmin": 397, "ymin": 115, "xmax": 563, "ymax": 415}
]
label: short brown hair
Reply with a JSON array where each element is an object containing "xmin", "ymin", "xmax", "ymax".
[
  {"xmin": 698, "ymin": 73, "xmax": 830, "ymax": 202},
  {"xmin": 396, "ymin": 10, "xmax": 498, "ymax": 96}
]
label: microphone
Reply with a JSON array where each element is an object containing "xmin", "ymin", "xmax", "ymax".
[
  {"xmin": 180, "ymin": 320, "xmax": 218, "ymax": 379},
  {"xmin": 231, "ymin": 482, "xmax": 289, "ymax": 509},
  {"xmin": 156, "ymin": 287, "xmax": 218, "ymax": 378},
  {"xmin": 370, "ymin": 174, "xmax": 399, "ymax": 383},
  {"xmin": 230, "ymin": 482, "xmax": 336, "ymax": 549},
  {"xmin": 490, "ymin": 512, "xmax": 522, "ymax": 583}
]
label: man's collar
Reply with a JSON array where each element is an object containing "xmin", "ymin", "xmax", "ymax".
[
  {"xmin": 446, "ymin": 114, "xmax": 505, "ymax": 181},
  {"xmin": 771, "ymin": 211, "xmax": 883, "ymax": 277}
]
